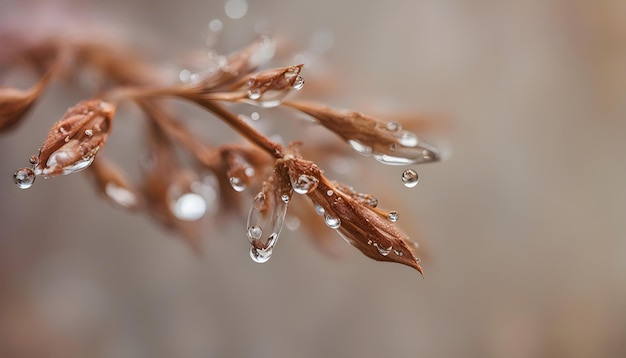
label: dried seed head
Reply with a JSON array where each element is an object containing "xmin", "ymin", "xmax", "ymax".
[
  {"xmin": 281, "ymin": 153, "xmax": 423, "ymax": 273},
  {"xmin": 286, "ymin": 102, "xmax": 440, "ymax": 165},
  {"xmin": 32, "ymin": 99, "xmax": 115, "ymax": 178}
]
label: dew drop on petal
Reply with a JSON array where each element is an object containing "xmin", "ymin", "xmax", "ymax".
[
  {"xmin": 314, "ymin": 204, "xmax": 325, "ymax": 215},
  {"xmin": 386, "ymin": 121, "xmax": 402, "ymax": 132},
  {"xmin": 323, "ymin": 212, "xmax": 341, "ymax": 229},
  {"xmin": 29, "ymin": 155, "xmax": 39, "ymax": 166},
  {"xmin": 247, "ymin": 225, "xmax": 263, "ymax": 241},
  {"xmin": 387, "ymin": 210, "xmax": 399, "ymax": 222},
  {"xmin": 281, "ymin": 194, "xmax": 290, "ymax": 203},
  {"xmin": 247, "ymin": 89, "xmax": 261, "ymax": 100},
  {"xmin": 393, "ymin": 249, "xmax": 403, "ymax": 256},
  {"xmin": 374, "ymin": 243, "xmax": 392, "ymax": 256},
  {"xmin": 13, "ymin": 167, "xmax": 35, "ymax": 189},
  {"xmin": 348, "ymin": 140, "xmax": 372, "ymax": 156},
  {"xmin": 326, "ymin": 189, "xmax": 333, "ymax": 197},
  {"xmin": 292, "ymin": 174, "xmax": 318, "ymax": 195},
  {"xmin": 292, "ymin": 75, "xmax": 305, "ymax": 90},
  {"xmin": 367, "ymin": 196, "xmax": 378, "ymax": 207},
  {"xmin": 171, "ymin": 193, "xmax": 207, "ymax": 221},
  {"xmin": 229, "ymin": 176, "xmax": 246, "ymax": 192},
  {"xmin": 401, "ymin": 169, "xmax": 419, "ymax": 188},
  {"xmin": 398, "ymin": 131, "xmax": 419, "ymax": 147}
]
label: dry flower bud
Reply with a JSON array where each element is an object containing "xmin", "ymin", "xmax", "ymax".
[
  {"xmin": 283, "ymin": 154, "xmax": 423, "ymax": 273},
  {"xmin": 32, "ymin": 99, "xmax": 115, "ymax": 178},
  {"xmin": 286, "ymin": 101, "xmax": 440, "ymax": 165},
  {"xmin": 88, "ymin": 156, "xmax": 142, "ymax": 211}
]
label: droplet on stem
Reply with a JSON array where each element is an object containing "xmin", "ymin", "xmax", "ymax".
[
  {"xmin": 387, "ymin": 211, "xmax": 399, "ymax": 222},
  {"xmin": 401, "ymin": 169, "xmax": 419, "ymax": 188},
  {"xmin": 323, "ymin": 212, "xmax": 341, "ymax": 229},
  {"xmin": 13, "ymin": 167, "xmax": 35, "ymax": 189},
  {"xmin": 291, "ymin": 174, "xmax": 318, "ymax": 195}
]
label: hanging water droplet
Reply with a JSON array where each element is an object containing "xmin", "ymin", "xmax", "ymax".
[
  {"xmin": 348, "ymin": 140, "xmax": 373, "ymax": 156},
  {"xmin": 314, "ymin": 204, "xmax": 325, "ymax": 215},
  {"xmin": 229, "ymin": 176, "xmax": 246, "ymax": 192},
  {"xmin": 374, "ymin": 243, "xmax": 392, "ymax": 256},
  {"xmin": 292, "ymin": 174, "xmax": 318, "ymax": 194},
  {"xmin": 401, "ymin": 169, "xmax": 419, "ymax": 188},
  {"xmin": 29, "ymin": 155, "xmax": 39, "ymax": 166},
  {"xmin": 247, "ymin": 89, "xmax": 261, "ymax": 100},
  {"xmin": 323, "ymin": 212, "xmax": 341, "ymax": 229},
  {"xmin": 281, "ymin": 194, "xmax": 290, "ymax": 203},
  {"xmin": 250, "ymin": 245, "xmax": 272, "ymax": 263},
  {"xmin": 171, "ymin": 192, "xmax": 207, "ymax": 221},
  {"xmin": 292, "ymin": 75, "xmax": 305, "ymax": 90},
  {"xmin": 386, "ymin": 121, "xmax": 402, "ymax": 132},
  {"xmin": 387, "ymin": 211, "xmax": 399, "ymax": 222},
  {"xmin": 13, "ymin": 167, "xmax": 35, "ymax": 189},
  {"xmin": 247, "ymin": 225, "xmax": 263, "ymax": 241}
]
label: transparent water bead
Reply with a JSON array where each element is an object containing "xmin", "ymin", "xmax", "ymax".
[
  {"xmin": 13, "ymin": 167, "xmax": 35, "ymax": 189},
  {"xmin": 246, "ymin": 189, "xmax": 288, "ymax": 263},
  {"xmin": 401, "ymin": 169, "xmax": 419, "ymax": 188},
  {"xmin": 387, "ymin": 211, "xmax": 399, "ymax": 222},
  {"xmin": 292, "ymin": 75, "xmax": 305, "ymax": 90},
  {"xmin": 348, "ymin": 140, "xmax": 373, "ymax": 156},
  {"xmin": 291, "ymin": 174, "xmax": 318, "ymax": 194},
  {"xmin": 323, "ymin": 212, "xmax": 341, "ymax": 229},
  {"xmin": 229, "ymin": 176, "xmax": 246, "ymax": 192},
  {"xmin": 373, "ymin": 242, "xmax": 392, "ymax": 256}
]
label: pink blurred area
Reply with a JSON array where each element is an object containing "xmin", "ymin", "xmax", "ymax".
[{"xmin": 1, "ymin": 0, "xmax": 625, "ymax": 357}]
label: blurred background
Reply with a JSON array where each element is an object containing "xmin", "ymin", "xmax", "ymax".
[{"xmin": 1, "ymin": 0, "xmax": 625, "ymax": 357}]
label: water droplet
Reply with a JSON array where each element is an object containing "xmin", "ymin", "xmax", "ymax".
[
  {"xmin": 105, "ymin": 183, "xmax": 137, "ymax": 208},
  {"xmin": 374, "ymin": 243, "xmax": 392, "ymax": 256},
  {"xmin": 229, "ymin": 176, "xmax": 246, "ymax": 192},
  {"xmin": 387, "ymin": 211, "xmax": 399, "ymax": 222},
  {"xmin": 401, "ymin": 169, "xmax": 419, "ymax": 188},
  {"xmin": 323, "ymin": 212, "xmax": 341, "ymax": 229},
  {"xmin": 13, "ymin": 167, "xmax": 35, "ymax": 189},
  {"xmin": 29, "ymin": 155, "xmax": 39, "ymax": 166},
  {"xmin": 64, "ymin": 136, "xmax": 70, "ymax": 143},
  {"xmin": 326, "ymin": 189, "xmax": 333, "ymax": 197},
  {"xmin": 249, "ymin": 245, "xmax": 272, "ymax": 263},
  {"xmin": 292, "ymin": 174, "xmax": 318, "ymax": 194},
  {"xmin": 386, "ymin": 121, "xmax": 402, "ymax": 132},
  {"xmin": 250, "ymin": 112, "xmax": 260, "ymax": 121},
  {"xmin": 179, "ymin": 69, "xmax": 192, "ymax": 82},
  {"xmin": 292, "ymin": 75, "xmax": 305, "ymax": 90},
  {"xmin": 171, "ymin": 192, "xmax": 207, "ymax": 221},
  {"xmin": 281, "ymin": 194, "xmax": 290, "ymax": 203},
  {"xmin": 84, "ymin": 129, "xmax": 93, "ymax": 137},
  {"xmin": 314, "ymin": 204, "xmax": 325, "ymax": 215},
  {"xmin": 247, "ymin": 225, "xmax": 263, "ymax": 241},
  {"xmin": 248, "ymin": 89, "xmax": 261, "ymax": 100},
  {"xmin": 398, "ymin": 132, "xmax": 418, "ymax": 147},
  {"xmin": 367, "ymin": 196, "xmax": 378, "ymax": 207},
  {"xmin": 348, "ymin": 140, "xmax": 372, "ymax": 155},
  {"xmin": 393, "ymin": 249, "xmax": 403, "ymax": 256}
]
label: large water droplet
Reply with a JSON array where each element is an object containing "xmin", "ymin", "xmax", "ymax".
[
  {"xmin": 398, "ymin": 132, "xmax": 418, "ymax": 147},
  {"xmin": 229, "ymin": 176, "xmax": 246, "ymax": 192},
  {"xmin": 401, "ymin": 169, "xmax": 419, "ymax": 188},
  {"xmin": 250, "ymin": 245, "xmax": 272, "ymax": 263},
  {"xmin": 387, "ymin": 211, "xmax": 399, "ymax": 222},
  {"xmin": 348, "ymin": 140, "xmax": 372, "ymax": 156},
  {"xmin": 292, "ymin": 174, "xmax": 318, "ymax": 194},
  {"xmin": 323, "ymin": 212, "xmax": 341, "ymax": 229},
  {"xmin": 13, "ymin": 168, "xmax": 35, "ymax": 189},
  {"xmin": 172, "ymin": 192, "xmax": 207, "ymax": 221}
]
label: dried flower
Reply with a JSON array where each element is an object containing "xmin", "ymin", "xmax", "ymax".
[{"xmin": 32, "ymin": 99, "xmax": 115, "ymax": 178}]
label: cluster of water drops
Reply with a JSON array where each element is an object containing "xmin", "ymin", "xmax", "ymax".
[
  {"xmin": 245, "ymin": 66, "xmax": 305, "ymax": 108},
  {"xmin": 246, "ymin": 187, "xmax": 290, "ymax": 263}
]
